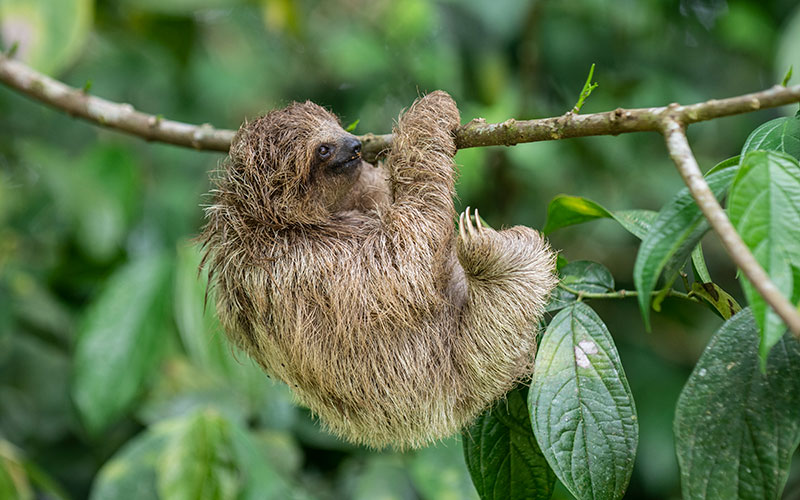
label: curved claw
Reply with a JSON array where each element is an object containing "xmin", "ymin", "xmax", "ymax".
[
  {"xmin": 474, "ymin": 208, "xmax": 483, "ymax": 233},
  {"xmin": 459, "ymin": 211, "xmax": 467, "ymax": 240},
  {"xmin": 465, "ymin": 206, "xmax": 475, "ymax": 237}
]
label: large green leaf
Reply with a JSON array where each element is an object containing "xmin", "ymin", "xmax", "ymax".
[
  {"xmin": 633, "ymin": 157, "xmax": 739, "ymax": 329},
  {"xmin": 530, "ymin": 303, "xmax": 637, "ymax": 500},
  {"xmin": 72, "ymin": 254, "xmax": 172, "ymax": 434},
  {"xmin": 728, "ymin": 150, "xmax": 800, "ymax": 364},
  {"xmin": 173, "ymin": 243, "xmax": 235, "ymax": 376},
  {"xmin": 462, "ymin": 386, "xmax": 555, "ymax": 500},
  {"xmin": 0, "ymin": 0, "xmax": 93, "ymax": 74},
  {"xmin": 543, "ymin": 194, "xmax": 656, "ymax": 239},
  {"xmin": 741, "ymin": 113, "xmax": 800, "ymax": 160},
  {"xmin": 547, "ymin": 261, "xmax": 615, "ymax": 312},
  {"xmin": 674, "ymin": 309, "xmax": 800, "ymax": 499}
]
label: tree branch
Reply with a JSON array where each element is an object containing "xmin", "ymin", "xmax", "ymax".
[
  {"xmin": 660, "ymin": 117, "xmax": 800, "ymax": 337},
  {"xmin": 3, "ymin": 55, "xmax": 800, "ymax": 334},
  {"xmin": 0, "ymin": 55, "xmax": 235, "ymax": 151},
  {"xmin": 2, "ymin": 54, "xmax": 799, "ymax": 161}
]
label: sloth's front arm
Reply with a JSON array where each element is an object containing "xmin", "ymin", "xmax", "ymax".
[{"xmin": 382, "ymin": 91, "xmax": 460, "ymax": 275}]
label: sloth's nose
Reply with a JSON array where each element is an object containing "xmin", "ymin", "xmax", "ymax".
[{"xmin": 345, "ymin": 137, "xmax": 362, "ymax": 157}]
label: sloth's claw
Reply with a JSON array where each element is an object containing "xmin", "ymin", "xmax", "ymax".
[
  {"xmin": 459, "ymin": 206, "xmax": 486, "ymax": 241},
  {"xmin": 465, "ymin": 207, "xmax": 475, "ymax": 237}
]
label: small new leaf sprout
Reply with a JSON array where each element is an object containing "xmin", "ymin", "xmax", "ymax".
[
  {"xmin": 572, "ymin": 63, "xmax": 598, "ymax": 114},
  {"xmin": 345, "ymin": 119, "xmax": 360, "ymax": 132},
  {"xmin": 82, "ymin": 80, "xmax": 93, "ymax": 94},
  {"xmin": 6, "ymin": 41, "xmax": 19, "ymax": 58},
  {"xmin": 782, "ymin": 65, "xmax": 793, "ymax": 87}
]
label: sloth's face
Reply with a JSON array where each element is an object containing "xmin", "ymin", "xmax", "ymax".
[
  {"xmin": 304, "ymin": 123, "xmax": 365, "ymax": 211},
  {"xmin": 312, "ymin": 133, "xmax": 362, "ymax": 177}
]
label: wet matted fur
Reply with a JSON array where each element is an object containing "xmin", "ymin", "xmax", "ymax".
[{"xmin": 201, "ymin": 91, "xmax": 557, "ymax": 448}]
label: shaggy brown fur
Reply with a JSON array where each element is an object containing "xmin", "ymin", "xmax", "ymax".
[{"xmin": 201, "ymin": 91, "xmax": 557, "ymax": 448}]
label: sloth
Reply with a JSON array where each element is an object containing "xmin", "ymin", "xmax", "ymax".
[{"xmin": 201, "ymin": 91, "xmax": 557, "ymax": 448}]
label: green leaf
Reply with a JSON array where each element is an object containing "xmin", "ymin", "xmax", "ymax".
[
  {"xmin": 463, "ymin": 386, "xmax": 555, "ymax": 500},
  {"xmin": 543, "ymin": 195, "xmax": 656, "ymax": 240},
  {"xmin": 633, "ymin": 157, "xmax": 739, "ymax": 329},
  {"xmin": 172, "ymin": 242, "xmax": 296, "ymax": 430},
  {"xmin": 410, "ymin": 437, "xmax": 479, "ymax": 500},
  {"xmin": 674, "ymin": 309, "xmax": 800, "ymax": 500},
  {"xmin": 345, "ymin": 119, "xmax": 360, "ymax": 132},
  {"xmin": 728, "ymin": 150, "xmax": 800, "ymax": 364},
  {"xmin": 159, "ymin": 410, "xmax": 292, "ymax": 500},
  {"xmin": 690, "ymin": 244, "xmax": 712, "ymax": 283},
  {"xmin": 0, "ymin": 0, "xmax": 93, "ymax": 74},
  {"xmin": 547, "ymin": 261, "xmax": 614, "ymax": 312},
  {"xmin": 0, "ymin": 442, "xmax": 31, "ymax": 500},
  {"xmin": 610, "ymin": 210, "xmax": 658, "ymax": 240},
  {"xmin": 91, "ymin": 411, "xmax": 291, "ymax": 500},
  {"xmin": 173, "ymin": 243, "xmax": 232, "ymax": 376},
  {"xmin": 530, "ymin": 303, "xmax": 638, "ymax": 500},
  {"xmin": 689, "ymin": 282, "xmax": 742, "ymax": 320},
  {"xmin": 157, "ymin": 411, "xmax": 242, "ymax": 500},
  {"xmin": 90, "ymin": 424, "xmax": 168, "ymax": 500},
  {"xmin": 741, "ymin": 114, "xmax": 800, "ymax": 160},
  {"xmin": 782, "ymin": 65, "xmax": 793, "ymax": 87},
  {"xmin": 72, "ymin": 254, "xmax": 172, "ymax": 434}
]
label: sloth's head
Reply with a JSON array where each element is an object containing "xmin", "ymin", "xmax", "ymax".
[{"xmin": 220, "ymin": 101, "xmax": 363, "ymax": 228}]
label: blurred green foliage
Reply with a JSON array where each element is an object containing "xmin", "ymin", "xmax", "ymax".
[{"xmin": 1, "ymin": 0, "xmax": 799, "ymax": 498}]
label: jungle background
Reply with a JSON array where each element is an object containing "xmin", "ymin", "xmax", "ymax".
[{"xmin": 0, "ymin": 0, "xmax": 799, "ymax": 498}]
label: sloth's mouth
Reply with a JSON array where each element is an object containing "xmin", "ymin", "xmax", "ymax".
[{"xmin": 331, "ymin": 155, "xmax": 362, "ymax": 173}]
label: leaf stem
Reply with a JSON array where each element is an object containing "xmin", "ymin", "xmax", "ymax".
[{"xmin": 558, "ymin": 282, "xmax": 697, "ymax": 302}]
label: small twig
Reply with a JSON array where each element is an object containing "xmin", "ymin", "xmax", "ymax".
[
  {"xmin": 558, "ymin": 282, "xmax": 696, "ymax": 302},
  {"xmin": 571, "ymin": 63, "xmax": 598, "ymax": 113},
  {"xmin": 782, "ymin": 65, "xmax": 793, "ymax": 87},
  {"xmin": 660, "ymin": 117, "xmax": 800, "ymax": 337},
  {"xmin": 2, "ymin": 55, "xmax": 800, "ymax": 162}
]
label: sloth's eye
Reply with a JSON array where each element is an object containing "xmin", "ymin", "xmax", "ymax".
[{"xmin": 317, "ymin": 145, "xmax": 331, "ymax": 158}]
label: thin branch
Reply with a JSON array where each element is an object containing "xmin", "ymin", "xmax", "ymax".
[
  {"xmin": 558, "ymin": 282, "xmax": 696, "ymax": 302},
  {"xmin": 660, "ymin": 117, "xmax": 800, "ymax": 337},
  {"xmin": 2, "ymin": 55, "xmax": 800, "ymax": 162},
  {"xmin": 0, "ymin": 55, "xmax": 235, "ymax": 151},
  {"xmin": 346, "ymin": 84, "xmax": 800, "ymax": 159}
]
